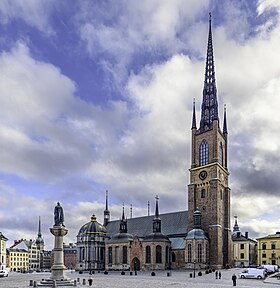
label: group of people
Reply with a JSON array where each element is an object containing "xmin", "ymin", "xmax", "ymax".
[{"xmin": 215, "ymin": 271, "xmax": 237, "ymax": 286}]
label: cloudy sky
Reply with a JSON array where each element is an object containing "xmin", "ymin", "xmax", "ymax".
[{"xmin": 0, "ymin": 0, "xmax": 280, "ymax": 249}]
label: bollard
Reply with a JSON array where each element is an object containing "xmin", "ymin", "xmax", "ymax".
[
  {"xmin": 52, "ymin": 280, "xmax": 57, "ymax": 287},
  {"xmin": 33, "ymin": 281, "xmax": 37, "ymax": 287},
  {"xmin": 88, "ymin": 278, "xmax": 93, "ymax": 286},
  {"xmin": 73, "ymin": 280, "xmax": 77, "ymax": 287},
  {"xmin": 190, "ymin": 273, "xmax": 192, "ymax": 278},
  {"xmin": 82, "ymin": 278, "xmax": 86, "ymax": 285},
  {"xmin": 29, "ymin": 280, "xmax": 33, "ymax": 286},
  {"xmin": 151, "ymin": 271, "xmax": 155, "ymax": 276},
  {"xmin": 130, "ymin": 271, "xmax": 133, "ymax": 276},
  {"xmin": 77, "ymin": 277, "xmax": 80, "ymax": 283},
  {"xmin": 121, "ymin": 271, "xmax": 125, "ymax": 275},
  {"xmin": 167, "ymin": 272, "xmax": 170, "ymax": 277}
]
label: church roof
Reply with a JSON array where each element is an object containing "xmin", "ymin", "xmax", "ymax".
[{"xmin": 106, "ymin": 210, "xmax": 188, "ymax": 239}]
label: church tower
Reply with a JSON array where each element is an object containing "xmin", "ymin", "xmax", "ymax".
[{"xmin": 187, "ymin": 13, "xmax": 232, "ymax": 268}]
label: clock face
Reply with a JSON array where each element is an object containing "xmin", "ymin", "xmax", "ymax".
[{"xmin": 199, "ymin": 170, "xmax": 207, "ymax": 180}]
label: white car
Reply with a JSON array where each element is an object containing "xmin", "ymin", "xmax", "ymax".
[
  {"xmin": 0, "ymin": 270, "xmax": 8, "ymax": 277},
  {"xmin": 239, "ymin": 268, "xmax": 266, "ymax": 279}
]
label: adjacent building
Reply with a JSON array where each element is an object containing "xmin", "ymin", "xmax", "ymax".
[
  {"xmin": 257, "ymin": 232, "xmax": 280, "ymax": 266},
  {"xmin": 7, "ymin": 247, "xmax": 29, "ymax": 272},
  {"xmin": 64, "ymin": 243, "xmax": 77, "ymax": 270},
  {"xmin": 232, "ymin": 216, "xmax": 257, "ymax": 267},
  {"xmin": 0, "ymin": 232, "xmax": 8, "ymax": 270}
]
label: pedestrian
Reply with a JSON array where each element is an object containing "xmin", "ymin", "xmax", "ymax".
[
  {"xmin": 219, "ymin": 271, "xmax": 221, "ymax": 279},
  {"xmin": 88, "ymin": 277, "xmax": 93, "ymax": 286},
  {"xmin": 215, "ymin": 270, "xmax": 218, "ymax": 279},
  {"xmin": 232, "ymin": 273, "xmax": 237, "ymax": 286}
]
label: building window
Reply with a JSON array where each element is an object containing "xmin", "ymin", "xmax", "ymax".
[
  {"xmin": 122, "ymin": 246, "xmax": 127, "ymax": 264},
  {"xmin": 262, "ymin": 243, "xmax": 266, "ymax": 250},
  {"xmin": 272, "ymin": 253, "xmax": 276, "ymax": 259},
  {"xmin": 219, "ymin": 142, "xmax": 223, "ymax": 165},
  {"xmin": 108, "ymin": 247, "xmax": 112, "ymax": 264},
  {"xmin": 240, "ymin": 253, "xmax": 244, "ymax": 259},
  {"xmin": 240, "ymin": 244, "xmax": 244, "ymax": 250},
  {"xmin": 197, "ymin": 244, "xmax": 202, "ymax": 263},
  {"xmin": 271, "ymin": 243, "xmax": 276, "ymax": 250},
  {"xmin": 146, "ymin": 246, "xmax": 151, "ymax": 264},
  {"xmin": 115, "ymin": 246, "xmax": 119, "ymax": 264},
  {"xmin": 201, "ymin": 189, "xmax": 206, "ymax": 198},
  {"xmin": 172, "ymin": 252, "xmax": 176, "ymax": 263},
  {"xmin": 199, "ymin": 140, "xmax": 209, "ymax": 166},
  {"xmin": 262, "ymin": 253, "xmax": 266, "ymax": 258},
  {"xmin": 187, "ymin": 244, "xmax": 192, "ymax": 263},
  {"xmin": 156, "ymin": 245, "xmax": 162, "ymax": 264},
  {"xmin": 166, "ymin": 246, "xmax": 169, "ymax": 264}
]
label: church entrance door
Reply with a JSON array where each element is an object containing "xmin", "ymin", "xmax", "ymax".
[{"xmin": 131, "ymin": 257, "xmax": 140, "ymax": 271}]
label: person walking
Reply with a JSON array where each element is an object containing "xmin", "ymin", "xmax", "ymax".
[
  {"xmin": 219, "ymin": 271, "xmax": 221, "ymax": 279},
  {"xmin": 232, "ymin": 273, "xmax": 237, "ymax": 286},
  {"xmin": 215, "ymin": 270, "xmax": 218, "ymax": 279}
]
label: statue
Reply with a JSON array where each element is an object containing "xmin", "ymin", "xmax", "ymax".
[{"xmin": 54, "ymin": 202, "xmax": 64, "ymax": 226}]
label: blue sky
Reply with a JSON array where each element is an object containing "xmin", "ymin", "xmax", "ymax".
[{"xmin": 0, "ymin": 0, "xmax": 280, "ymax": 249}]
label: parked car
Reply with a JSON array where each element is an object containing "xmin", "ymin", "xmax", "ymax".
[
  {"xmin": 239, "ymin": 268, "xmax": 266, "ymax": 279},
  {"xmin": 259, "ymin": 265, "xmax": 278, "ymax": 274},
  {"xmin": 0, "ymin": 270, "xmax": 9, "ymax": 277}
]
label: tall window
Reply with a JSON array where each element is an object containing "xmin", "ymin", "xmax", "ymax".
[
  {"xmin": 187, "ymin": 244, "xmax": 192, "ymax": 263},
  {"xmin": 197, "ymin": 243, "xmax": 202, "ymax": 263},
  {"xmin": 156, "ymin": 245, "xmax": 162, "ymax": 263},
  {"xmin": 145, "ymin": 246, "xmax": 151, "ymax": 263},
  {"xmin": 219, "ymin": 142, "xmax": 223, "ymax": 165},
  {"xmin": 172, "ymin": 252, "xmax": 176, "ymax": 263},
  {"xmin": 108, "ymin": 247, "xmax": 112, "ymax": 264},
  {"xmin": 262, "ymin": 243, "xmax": 266, "ymax": 250},
  {"xmin": 201, "ymin": 189, "xmax": 206, "ymax": 198},
  {"xmin": 122, "ymin": 246, "xmax": 127, "ymax": 264},
  {"xmin": 200, "ymin": 140, "xmax": 209, "ymax": 166},
  {"xmin": 115, "ymin": 246, "xmax": 119, "ymax": 264},
  {"xmin": 166, "ymin": 246, "xmax": 169, "ymax": 264}
]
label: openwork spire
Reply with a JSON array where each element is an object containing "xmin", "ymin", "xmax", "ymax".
[
  {"xmin": 38, "ymin": 216, "xmax": 42, "ymax": 237},
  {"xmin": 199, "ymin": 12, "xmax": 219, "ymax": 132},
  {"xmin": 120, "ymin": 203, "xmax": 127, "ymax": 233},
  {"xmin": 153, "ymin": 195, "xmax": 161, "ymax": 233},
  {"xmin": 103, "ymin": 190, "xmax": 110, "ymax": 226}
]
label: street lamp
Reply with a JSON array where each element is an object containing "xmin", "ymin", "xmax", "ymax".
[{"xmin": 193, "ymin": 260, "xmax": 196, "ymax": 278}]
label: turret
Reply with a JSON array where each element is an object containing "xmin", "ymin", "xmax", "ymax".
[{"xmin": 152, "ymin": 195, "xmax": 161, "ymax": 233}]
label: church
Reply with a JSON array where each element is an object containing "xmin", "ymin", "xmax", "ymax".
[{"xmin": 76, "ymin": 14, "xmax": 233, "ymax": 271}]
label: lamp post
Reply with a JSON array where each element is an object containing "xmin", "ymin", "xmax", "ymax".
[{"xmin": 193, "ymin": 260, "xmax": 196, "ymax": 278}]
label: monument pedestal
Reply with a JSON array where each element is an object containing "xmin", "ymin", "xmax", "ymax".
[{"xmin": 38, "ymin": 226, "xmax": 74, "ymax": 287}]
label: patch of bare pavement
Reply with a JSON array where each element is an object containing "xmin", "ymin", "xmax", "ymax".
[{"xmin": 1, "ymin": 268, "xmax": 280, "ymax": 288}]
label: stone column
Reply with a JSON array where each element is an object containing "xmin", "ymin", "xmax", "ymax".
[{"xmin": 50, "ymin": 226, "xmax": 68, "ymax": 280}]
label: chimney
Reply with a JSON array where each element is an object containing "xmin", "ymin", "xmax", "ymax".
[{"xmin": 245, "ymin": 232, "xmax": 248, "ymax": 239}]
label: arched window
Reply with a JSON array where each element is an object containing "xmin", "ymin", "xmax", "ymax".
[
  {"xmin": 122, "ymin": 246, "xmax": 127, "ymax": 264},
  {"xmin": 156, "ymin": 245, "xmax": 162, "ymax": 263},
  {"xmin": 201, "ymin": 189, "xmax": 206, "ymax": 198},
  {"xmin": 198, "ymin": 243, "xmax": 202, "ymax": 263},
  {"xmin": 187, "ymin": 244, "xmax": 192, "ymax": 263},
  {"xmin": 145, "ymin": 246, "xmax": 151, "ymax": 263},
  {"xmin": 115, "ymin": 246, "xmax": 119, "ymax": 264},
  {"xmin": 219, "ymin": 142, "xmax": 223, "ymax": 165},
  {"xmin": 172, "ymin": 252, "xmax": 176, "ymax": 262},
  {"xmin": 200, "ymin": 140, "xmax": 209, "ymax": 166},
  {"xmin": 108, "ymin": 247, "xmax": 112, "ymax": 264},
  {"xmin": 166, "ymin": 246, "xmax": 169, "ymax": 264}
]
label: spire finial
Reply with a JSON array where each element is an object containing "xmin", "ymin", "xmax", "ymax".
[
  {"xmin": 105, "ymin": 190, "xmax": 108, "ymax": 210},
  {"xmin": 209, "ymin": 12, "xmax": 211, "ymax": 22},
  {"xmin": 192, "ymin": 98, "xmax": 197, "ymax": 129},
  {"xmin": 148, "ymin": 201, "xmax": 150, "ymax": 216},
  {"xmin": 122, "ymin": 203, "xmax": 125, "ymax": 220},
  {"xmin": 223, "ymin": 104, "xmax": 228, "ymax": 134},
  {"xmin": 38, "ymin": 216, "xmax": 41, "ymax": 237},
  {"xmin": 155, "ymin": 195, "xmax": 159, "ymax": 218},
  {"xmin": 130, "ymin": 204, "xmax": 132, "ymax": 219}
]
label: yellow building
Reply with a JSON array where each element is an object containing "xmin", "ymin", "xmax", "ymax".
[
  {"xmin": 232, "ymin": 217, "xmax": 257, "ymax": 267},
  {"xmin": 7, "ymin": 248, "xmax": 29, "ymax": 271},
  {"xmin": 257, "ymin": 232, "xmax": 280, "ymax": 266},
  {"xmin": 0, "ymin": 232, "xmax": 8, "ymax": 270}
]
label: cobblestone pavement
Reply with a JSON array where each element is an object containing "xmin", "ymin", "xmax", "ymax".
[{"xmin": 0, "ymin": 268, "xmax": 279, "ymax": 288}]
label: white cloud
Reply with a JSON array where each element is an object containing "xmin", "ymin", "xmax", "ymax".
[{"xmin": 0, "ymin": 0, "xmax": 57, "ymax": 35}]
